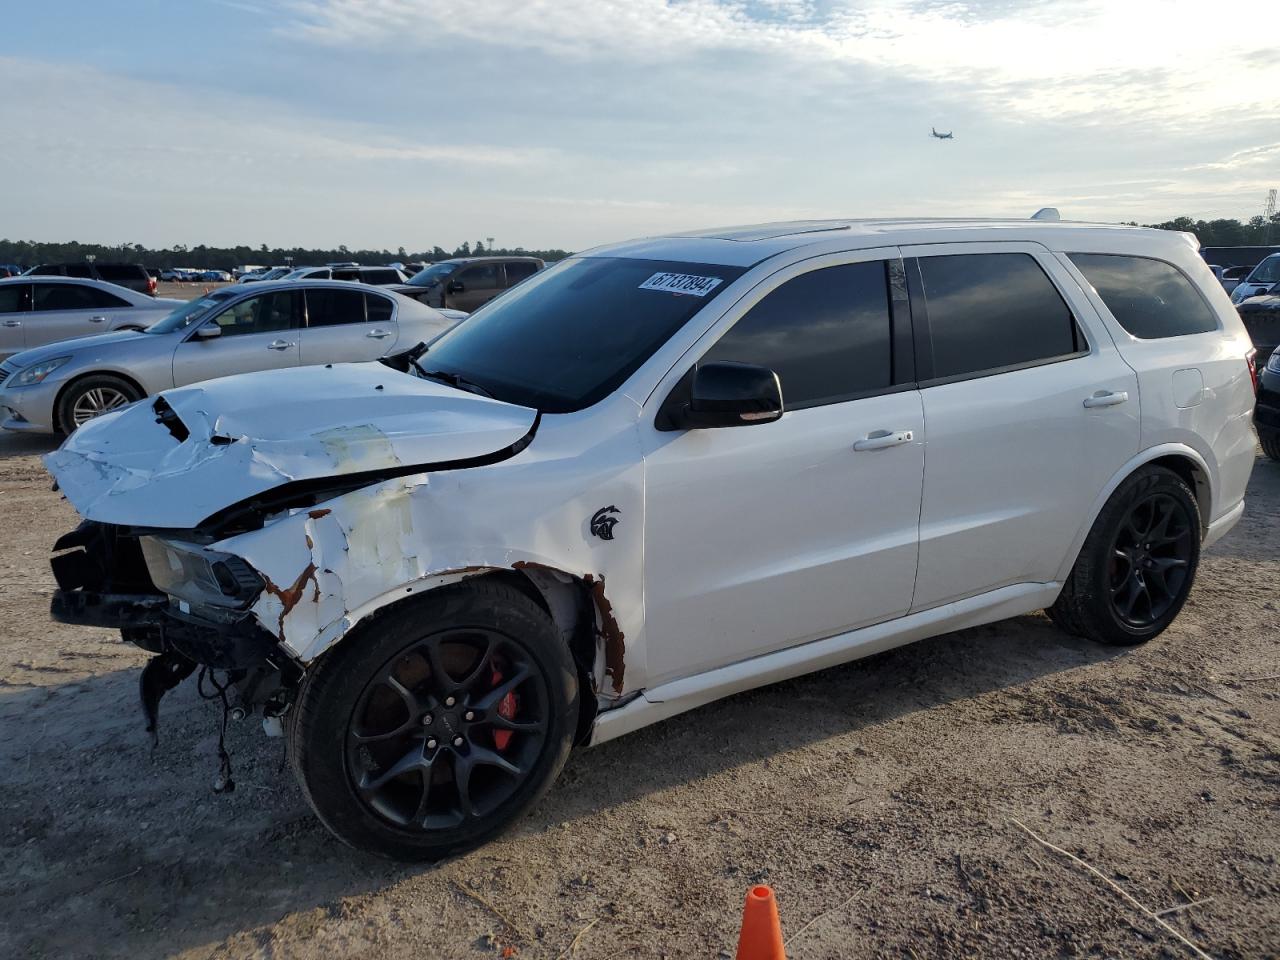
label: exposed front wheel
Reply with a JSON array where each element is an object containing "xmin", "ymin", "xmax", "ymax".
[
  {"xmin": 288, "ymin": 580, "xmax": 579, "ymax": 861},
  {"xmin": 56, "ymin": 374, "xmax": 142, "ymax": 433},
  {"xmin": 1261, "ymin": 431, "xmax": 1280, "ymax": 462},
  {"xmin": 1050, "ymin": 466, "xmax": 1200, "ymax": 646}
]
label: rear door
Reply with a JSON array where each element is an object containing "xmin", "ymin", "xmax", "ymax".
[
  {"xmin": 446, "ymin": 263, "xmax": 502, "ymax": 311},
  {"xmin": 172, "ymin": 289, "xmax": 302, "ymax": 386},
  {"xmin": 902, "ymin": 243, "xmax": 1140, "ymax": 611},
  {"xmin": 502, "ymin": 260, "xmax": 539, "ymax": 290},
  {"xmin": 27, "ymin": 281, "xmax": 132, "ymax": 348},
  {"xmin": 0, "ymin": 283, "xmax": 31, "ymax": 360},
  {"xmin": 298, "ymin": 287, "xmax": 394, "ymax": 364}
]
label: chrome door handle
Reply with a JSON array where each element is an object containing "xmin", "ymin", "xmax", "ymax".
[
  {"xmin": 853, "ymin": 429, "xmax": 914, "ymax": 451},
  {"xmin": 1083, "ymin": 390, "xmax": 1128, "ymax": 408},
  {"xmin": 267, "ymin": 339, "xmax": 294, "ymax": 351},
  {"xmin": 1, "ymin": 320, "xmax": 20, "ymax": 328},
  {"xmin": 365, "ymin": 328, "xmax": 391, "ymax": 339},
  {"xmin": 89, "ymin": 315, "xmax": 106, "ymax": 323}
]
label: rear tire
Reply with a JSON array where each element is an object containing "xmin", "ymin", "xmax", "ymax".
[
  {"xmin": 1050, "ymin": 466, "xmax": 1200, "ymax": 646},
  {"xmin": 56, "ymin": 374, "xmax": 142, "ymax": 434},
  {"xmin": 1261, "ymin": 431, "xmax": 1280, "ymax": 462},
  {"xmin": 289, "ymin": 580, "xmax": 579, "ymax": 861}
]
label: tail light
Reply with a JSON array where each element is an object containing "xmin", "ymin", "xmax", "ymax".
[
  {"xmin": 1246, "ymin": 348, "xmax": 1259, "ymax": 395},
  {"xmin": 147, "ymin": 275, "xmax": 157, "ymax": 296}
]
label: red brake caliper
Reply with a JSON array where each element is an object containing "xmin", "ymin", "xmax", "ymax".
[{"xmin": 490, "ymin": 666, "xmax": 518, "ymax": 751}]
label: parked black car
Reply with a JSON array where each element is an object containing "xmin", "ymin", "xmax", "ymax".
[
  {"xmin": 1238, "ymin": 293, "xmax": 1279, "ymax": 367},
  {"xmin": 1256, "ymin": 352, "xmax": 1280, "ymax": 461},
  {"xmin": 387, "ymin": 256, "xmax": 544, "ymax": 312},
  {"xmin": 26, "ymin": 262, "xmax": 157, "ymax": 297}
]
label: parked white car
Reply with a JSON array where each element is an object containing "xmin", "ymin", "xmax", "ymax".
[
  {"xmin": 1230, "ymin": 252, "xmax": 1280, "ymax": 303},
  {"xmin": 44, "ymin": 218, "xmax": 1257, "ymax": 860},
  {"xmin": 0, "ymin": 276, "xmax": 183, "ymax": 362}
]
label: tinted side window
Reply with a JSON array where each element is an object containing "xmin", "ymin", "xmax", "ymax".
[
  {"xmin": 918, "ymin": 253, "xmax": 1081, "ymax": 380},
  {"xmin": 65, "ymin": 264, "xmax": 94, "ymax": 279},
  {"xmin": 34, "ymin": 283, "xmax": 100, "ymax": 311},
  {"xmin": 210, "ymin": 291, "xmax": 301, "ymax": 337},
  {"xmin": 505, "ymin": 262, "xmax": 538, "ymax": 285},
  {"xmin": 306, "ymin": 288, "xmax": 366, "ymax": 327},
  {"xmin": 331, "ymin": 269, "xmax": 361, "ymax": 282},
  {"xmin": 88, "ymin": 287, "xmax": 130, "ymax": 308},
  {"xmin": 366, "ymin": 294, "xmax": 394, "ymax": 324},
  {"xmin": 1068, "ymin": 254, "xmax": 1217, "ymax": 339},
  {"xmin": 96, "ymin": 264, "xmax": 141, "ymax": 283},
  {"xmin": 0, "ymin": 284, "xmax": 30, "ymax": 313},
  {"xmin": 703, "ymin": 261, "xmax": 893, "ymax": 408},
  {"xmin": 458, "ymin": 264, "xmax": 500, "ymax": 288},
  {"xmin": 361, "ymin": 269, "xmax": 400, "ymax": 284},
  {"xmin": 29, "ymin": 265, "xmax": 64, "ymax": 276}
]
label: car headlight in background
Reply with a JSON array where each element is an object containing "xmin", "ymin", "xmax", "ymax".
[
  {"xmin": 11, "ymin": 356, "xmax": 71, "ymax": 387},
  {"xmin": 139, "ymin": 536, "xmax": 264, "ymax": 610}
]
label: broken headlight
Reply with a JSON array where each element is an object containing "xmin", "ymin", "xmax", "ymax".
[{"xmin": 139, "ymin": 537, "xmax": 264, "ymax": 610}]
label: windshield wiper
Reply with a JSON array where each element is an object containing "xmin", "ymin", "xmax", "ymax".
[{"xmin": 418, "ymin": 368, "xmax": 493, "ymax": 399}]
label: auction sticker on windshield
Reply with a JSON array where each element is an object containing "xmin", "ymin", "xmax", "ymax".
[{"xmin": 639, "ymin": 273, "xmax": 723, "ymax": 296}]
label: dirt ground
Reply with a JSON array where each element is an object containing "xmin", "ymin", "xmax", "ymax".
[{"xmin": 1, "ymin": 430, "xmax": 1277, "ymax": 960}]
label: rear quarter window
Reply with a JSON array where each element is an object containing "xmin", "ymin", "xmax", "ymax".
[{"xmin": 1069, "ymin": 254, "xmax": 1218, "ymax": 339}]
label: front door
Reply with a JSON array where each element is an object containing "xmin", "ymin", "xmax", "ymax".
[
  {"xmin": 901, "ymin": 243, "xmax": 1141, "ymax": 610},
  {"xmin": 172, "ymin": 289, "xmax": 302, "ymax": 386},
  {"xmin": 641, "ymin": 252, "xmax": 924, "ymax": 686},
  {"xmin": 446, "ymin": 263, "xmax": 502, "ymax": 312}
]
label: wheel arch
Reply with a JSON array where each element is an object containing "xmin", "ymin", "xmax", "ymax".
[
  {"xmin": 52, "ymin": 369, "xmax": 148, "ymax": 433},
  {"xmin": 309, "ymin": 563, "xmax": 614, "ymax": 745},
  {"xmin": 1054, "ymin": 443, "xmax": 1213, "ymax": 584}
]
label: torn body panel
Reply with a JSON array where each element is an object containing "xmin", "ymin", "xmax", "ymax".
[{"xmin": 45, "ymin": 362, "xmax": 538, "ymax": 529}]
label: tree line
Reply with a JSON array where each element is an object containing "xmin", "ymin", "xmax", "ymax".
[
  {"xmin": 0, "ymin": 239, "xmax": 571, "ymax": 270},
  {"xmin": 1, "ymin": 215, "xmax": 1277, "ymax": 269}
]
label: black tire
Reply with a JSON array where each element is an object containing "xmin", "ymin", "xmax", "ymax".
[
  {"xmin": 288, "ymin": 579, "xmax": 579, "ymax": 861},
  {"xmin": 1261, "ymin": 431, "xmax": 1280, "ymax": 462},
  {"xmin": 56, "ymin": 374, "xmax": 142, "ymax": 434},
  {"xmin": 1050, "ymin": 465, "xmax": 1200, "ymax": 646}
]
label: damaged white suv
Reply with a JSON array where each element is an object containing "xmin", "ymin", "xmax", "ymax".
[{"xmin": 46, "ymin": 219, "xmax": 1258, "ymax": 860}]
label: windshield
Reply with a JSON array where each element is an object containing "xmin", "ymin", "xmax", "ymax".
[
  {"xmin": 144, "ymin": 291, "xmax": 236, "ymax": 333},
  {"xmin": 407, "ymin": 262, "xmax": 460, "ymax": 287},
  {"xmin": 1248, "ymin": 256, "xmax": 1280, "ymax": 284},
  {"xmin": 420, "ymin": 257, "xmax": 747, "ymax": 412}
]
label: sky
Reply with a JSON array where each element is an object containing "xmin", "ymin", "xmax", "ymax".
[{"xmin": 2, "ymin": 0, "xmax": 1278, "ymax": 252}]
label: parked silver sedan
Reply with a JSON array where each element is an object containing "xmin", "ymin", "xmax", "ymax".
[
  {"xmin": 0, "ymin": 277, "xmax": 184, "ymax": 362},
  {"xmin": 0, "ymin": 280, "xmax": 463, "ymax": 434}
]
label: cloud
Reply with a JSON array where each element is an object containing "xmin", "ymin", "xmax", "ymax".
[{"xmin": 1195, "ymin": 142, "xmax": 1280, "ymax": 172}]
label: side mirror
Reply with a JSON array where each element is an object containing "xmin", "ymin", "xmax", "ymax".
[
  {"xmin": 195, "ymin": 323, "xmax": 222, "ymax": 340},
  {"xmin": 678, "ymin": 361, "xmax": 783, "ymax": 429}
]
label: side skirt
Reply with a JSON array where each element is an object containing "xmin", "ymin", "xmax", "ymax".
[{"xmin": 587, "ymin": 581, "xmax": 1062, "ymax": 746}]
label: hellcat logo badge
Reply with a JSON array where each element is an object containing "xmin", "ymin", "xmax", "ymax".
[{"xmin": 590, "ymin": 505, "xmax": 621, "ymax": 541}]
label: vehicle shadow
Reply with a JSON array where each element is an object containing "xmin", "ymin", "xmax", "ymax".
[
  {"xmin": 0, "ymin": 431, "xmax": 59, "ymax": 461},
  {"xmin": 1, "ymin": 613, "xmax": 1126, "ymax": 958}
]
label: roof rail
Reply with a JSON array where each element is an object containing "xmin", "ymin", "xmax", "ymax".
[{"xmin": 1030, "ymin": 207, "xmax": 1061, "ymax": 222}]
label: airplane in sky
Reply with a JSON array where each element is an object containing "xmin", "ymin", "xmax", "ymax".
[{"xmin": 930, "ymin": 127, "xmax": 955, "ymax": 140}]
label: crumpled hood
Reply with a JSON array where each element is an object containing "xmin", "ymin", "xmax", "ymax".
[{"xmin": 45, "ymin": 362, "xmax": 538, "ymax": 529}]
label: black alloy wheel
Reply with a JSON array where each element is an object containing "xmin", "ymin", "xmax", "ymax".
[
  {"xmin": 1107, "ymin": 492, "xmax": 1194, "ymax": 628},
  {"xmin": 289, "ymin": 579, "xmax": 579, "ymax": 861},
  {"xmin": 1050, "ymin": 465, "xmax": 1201, "ymax": 646},
  {"xmin": 347, "ymin": 628, "xmax": 549, "ymax": 830}
]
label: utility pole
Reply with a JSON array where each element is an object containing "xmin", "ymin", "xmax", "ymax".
[
  {"xmin": 487, "ymin": 237, "xmax": 495, "ymax": 253},
  {"xmin": 1267, "ymin": 189, "xmax": 1277, "ymax": 244}
]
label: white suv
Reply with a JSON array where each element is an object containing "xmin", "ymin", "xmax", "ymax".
[{"xmin": 45, "ymin": 218, "xmax": 1258, "ymax": 860}]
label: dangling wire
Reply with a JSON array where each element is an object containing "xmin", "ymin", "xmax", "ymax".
[{"xmin": 197, "ymin": 667, "xmax": 236, "ymax": 794}]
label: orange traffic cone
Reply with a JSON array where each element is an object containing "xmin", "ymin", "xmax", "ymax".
[{"xmin": 735, "ymin": 884, "xmax": 786, "ymax": 960}]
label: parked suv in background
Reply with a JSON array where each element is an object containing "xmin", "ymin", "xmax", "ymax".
[
  {"xmin": 26, "ymin": 262, "xmax": 157, "ymax": 297},
  {"xmin": 43, "ymin": 219, "xmax": 1255, "ymax": 860},
  {"xmin": 389, "ymin": 256, "xmax": 544, "ymax": 311},
  {"xmin": 1256, "ymin": 351, "xmax": 1280, "ymax": 460}
]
